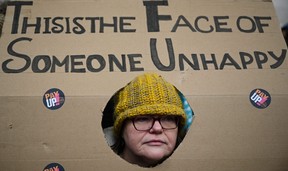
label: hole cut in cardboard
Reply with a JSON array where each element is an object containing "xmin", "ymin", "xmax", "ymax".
[{"xmin": 101, "ymin": 73, "xmax": 194, "ymax": 167}]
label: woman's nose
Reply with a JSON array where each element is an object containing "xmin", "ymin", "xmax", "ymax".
[{"xmin": 149, "ymin": 120, "xmax": 163, "ymax": 133}]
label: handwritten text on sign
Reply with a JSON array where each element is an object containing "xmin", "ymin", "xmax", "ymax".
[{"xmin": 1, "ymin": 1, "xmax": 286, "ymax": 73}]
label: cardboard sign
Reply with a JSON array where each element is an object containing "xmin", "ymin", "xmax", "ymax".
[{"xmin": 0, "ymin": 0, "xmax": 287, "ymax": 170}]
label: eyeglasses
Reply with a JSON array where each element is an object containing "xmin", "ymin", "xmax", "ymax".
[{"xmin": 131, "ymin": 115, "xmax": 179, "ymax": 131}]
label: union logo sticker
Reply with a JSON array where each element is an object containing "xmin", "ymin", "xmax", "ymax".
[
  {"xmin": 249, "ymin": 88, "xmax": 271, "ymax": 109},
  {"xmin": 43, "ymin": 162, "xmax": 65, "ymax": 171},
  {"xmin": 43, "ymin": 88, "xmax": 65, "ymax": 110}
]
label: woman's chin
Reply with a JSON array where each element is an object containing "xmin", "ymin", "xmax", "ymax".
[{"xmin": 141, "ymin": 148, "xmax": 169, "ymax": 161}]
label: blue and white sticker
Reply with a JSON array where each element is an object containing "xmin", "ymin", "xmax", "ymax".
[
  {"xmin": 43, "ymin": 88, "xmax": 65, "ymax": 110},
  {"xmin": 43, "ymin": 163, "xmax": 65, "ymax": 171},
  {"xmin": 249, "ymin": 88, "xmax": 271, "ymax": 109}
]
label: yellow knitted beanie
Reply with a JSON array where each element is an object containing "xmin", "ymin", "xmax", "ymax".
[{"xmin": 113, "ymin": 73, "xmax": 186, "ymax": 137}]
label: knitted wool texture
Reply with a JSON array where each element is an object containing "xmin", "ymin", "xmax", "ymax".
[{"xmin": 113, "ymin": 73, "xmax": 186, "ymax": 137}]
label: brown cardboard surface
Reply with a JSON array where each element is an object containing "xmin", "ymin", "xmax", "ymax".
[{"xmin": 0, "ymin": 0, "xmax": 287, "ymax": 170}]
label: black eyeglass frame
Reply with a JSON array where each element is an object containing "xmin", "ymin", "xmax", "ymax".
[{"xmin": 131, "ymin": 115, "xmax": 180, "ymax": 131}]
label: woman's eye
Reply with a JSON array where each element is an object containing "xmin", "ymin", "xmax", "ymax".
[
  {"xmin": 135, "ymin": 117, "xmax": 151, "ymax": 122},
  {"xmin": 162, "ymin": 116, "xmax": 176, "ymax": 122}
]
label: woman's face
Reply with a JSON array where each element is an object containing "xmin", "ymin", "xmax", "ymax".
[{"xmin": 121, "ymin": 116, "xmax": 178, "ymax": 167}]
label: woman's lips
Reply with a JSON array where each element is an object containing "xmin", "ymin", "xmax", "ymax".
[{"xmin": 144, "ymin": 140, "xmax": 166, "ymax": 146}]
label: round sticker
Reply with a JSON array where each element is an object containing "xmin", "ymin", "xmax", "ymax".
[
  {"xmin": 249, "ymin": 88, "xmax": 271, "ymax": 109},
  {"xmin": 43, "ymin": 163, "xmax": 65, "ymax": 171},
  {"xmin": 43, "ymin": 88, "xmax": 65, "ymax": 110}
]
